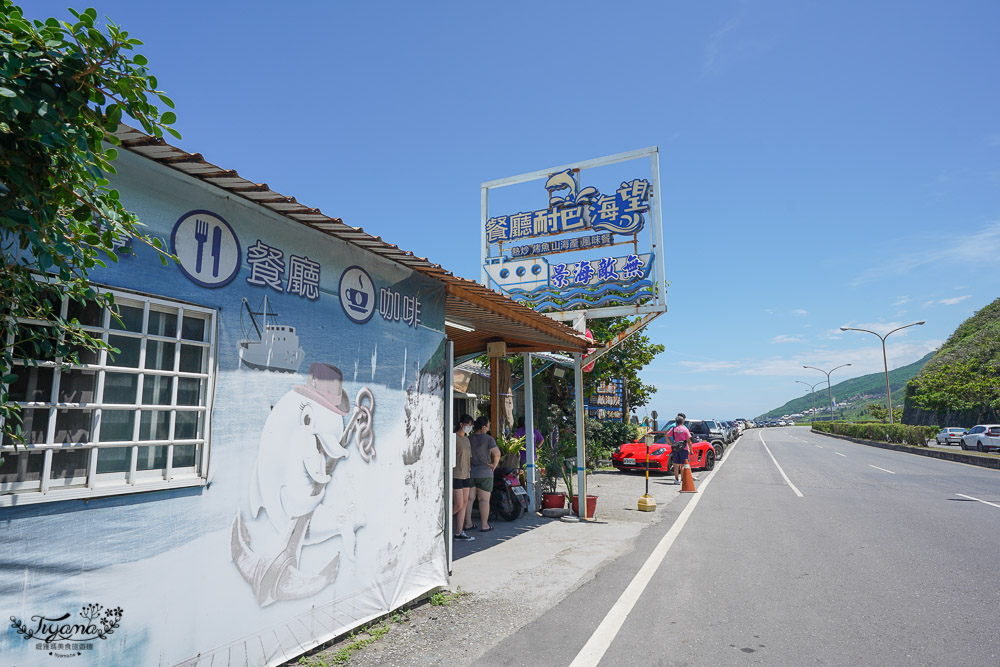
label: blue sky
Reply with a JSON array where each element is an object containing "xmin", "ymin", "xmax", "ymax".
[{"xmin": 30, "ymin": 0, "xmax": 1000, "ymax": 418}]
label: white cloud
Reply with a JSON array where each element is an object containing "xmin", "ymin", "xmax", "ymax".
[
  {"xmin": 763, "ymin": 308, "xmax": 774, "ymax": 315},
  {"xmin": 771, "ymin": 334, "xmax": 805, "ymax": 344},
  {"xmin": 893, "ymin": 296, "xmax": 910, "ymax": 306},
  {"xmin": 703, "ymin": 14, "xmax": 743, "ymax": 73},
  {"xmin": 676, "ymin": 360, "xmax": 740, "ymax": 373},
  {"xmin": 792, "ymin": 309, "xmax": 808, "ymax": 317},
  {"xmin": 851, "ymin": 221, "xmax": 1000, "ymax": 286},
  {"xmin": 922, "ymin": 300, "xmax": 936, "ymax": 308},
  {"xmin": 735, "ymin": 340, "xmax": 942, "ymax": 378},
  {"xmin": 939, "ymin": 294, "xmax": 972, "ymax": 305},
  {"xmin": 656, "ymin": 384, "xmax": 723, "ymax": 392}
]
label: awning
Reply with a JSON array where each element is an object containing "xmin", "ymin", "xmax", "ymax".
[{"xmin": 114, "ymin": 125, "xmax": 591, "ymax": 358}]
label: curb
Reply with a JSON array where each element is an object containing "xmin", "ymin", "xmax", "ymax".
[{"xmin": 810, "ymin": 429, "xmax": 1000, "ymax": 470}]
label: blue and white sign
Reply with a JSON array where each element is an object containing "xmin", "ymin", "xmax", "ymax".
[
  {"xmin": 339, "ymin": 265, "xmax": 376, "ymax": 324},
  {"xmin": 171, "ymin": 210, "xmax": 241, "ymax": 287}
]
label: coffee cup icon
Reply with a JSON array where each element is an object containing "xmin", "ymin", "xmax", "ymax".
[{"xmin": 345, "ymin": 287, "xmax": 369, "ymax": 312}]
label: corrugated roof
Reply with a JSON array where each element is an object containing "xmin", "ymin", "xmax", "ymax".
[{"xmin": 112, "ymin": 124, "xmax": 590, "ymax": 356}]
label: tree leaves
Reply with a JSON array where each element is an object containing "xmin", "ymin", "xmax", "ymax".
[{"xmin": 0, "ymin": 0, "xmax": 179, "ymax": 445}]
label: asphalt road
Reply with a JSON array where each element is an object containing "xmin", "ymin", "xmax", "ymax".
[{"xmin": 478, "ymin": 427, "xmax": 1000, "ymax": 667}]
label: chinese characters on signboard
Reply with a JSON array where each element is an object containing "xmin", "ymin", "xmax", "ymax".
[
  {"xmin": 586, "ymin": 380, "xmax": 623, "ymax": 421},
  {"xmin": 482, "ymin": 168, "xmax": 656, "ymax": 314},
  {"xmin": 246, "ymin": 239, "xmax": 321, "ymax": 300}
]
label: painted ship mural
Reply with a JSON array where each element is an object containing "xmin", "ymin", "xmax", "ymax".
[{"xmin": 238, "ymin": 295, "xmax": 305, "ymax": 373}]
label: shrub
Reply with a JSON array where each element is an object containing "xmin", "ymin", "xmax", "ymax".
[{"xmin": 812, "ymin": 421, "xmax": 939, "ymax": 446}]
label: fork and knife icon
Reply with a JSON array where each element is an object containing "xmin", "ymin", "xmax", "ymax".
[{"xmin": 193, "ymin": 218, "xmax": 223, "ymax": 277}]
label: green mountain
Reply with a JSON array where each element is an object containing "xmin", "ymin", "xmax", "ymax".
[
  {"xmin": 758, "ymin": 352, "xmax": 935, "ymax": 420},
  {"xmin": 903, "ymin": 297, "xmax": 1000, "ymax": 426}
]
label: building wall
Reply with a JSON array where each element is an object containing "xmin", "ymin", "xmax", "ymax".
[{"xmin": 1, "ymin": 150, "xmax": 448, "ymax": 666}]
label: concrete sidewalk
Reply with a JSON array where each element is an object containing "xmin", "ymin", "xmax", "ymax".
[
  {"xmin": 337, "ymin": 468, "xmax": 705, "ymax": 666},
  {"xmin": 450, "ymin": 469, "xmax": 697, "ymax": 616}
]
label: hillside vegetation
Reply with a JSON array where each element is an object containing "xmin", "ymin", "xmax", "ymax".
[
  {"xmin": 903, "ymin": 297, "xmax": 1000, "ymax": 426},
  {"xmin": 759, "ymin": 352, "xmax": 934, "ymax": 420}
]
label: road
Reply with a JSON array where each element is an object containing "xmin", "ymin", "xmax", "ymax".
[{"xmin": 479, "ymin": 426, "xmax": 1000, "ymax": 667}]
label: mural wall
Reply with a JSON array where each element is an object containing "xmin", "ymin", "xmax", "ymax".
[{"xmin": 0, "ymin": 150, "xmax": 448, "ymax": 666}]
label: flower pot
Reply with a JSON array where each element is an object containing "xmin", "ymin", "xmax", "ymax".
[
  {"xmin": 541, "ymin": 492, "xmax": 566, "ymax": 509},
  {"xmin": 570, "ymin": 494, "xmax": 598, "ymax": 519}
]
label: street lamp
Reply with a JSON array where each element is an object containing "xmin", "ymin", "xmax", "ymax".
[
  {"xmin": 803, "ymin": 363, "xmax": 852, "ymax": 421},
  {"xmin": 840, "ymin": 321, "xmax": 925, "ymax": 424},
  {"xmin": 795, "ymin": 380, "xmax": 824, "ymax": 421}
]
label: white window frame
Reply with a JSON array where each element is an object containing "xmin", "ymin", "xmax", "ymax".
[{"xmin": 1, "ymin": 286, "xmax": 217, "ymax": 506}]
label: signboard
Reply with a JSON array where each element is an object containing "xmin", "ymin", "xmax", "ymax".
[
  {"xmin": 480, "ymin": 147, "xmax": 666, "ymax": 322},
  {"xmin": 585, "ymin": 379, "xmax": 623, "ymax": 421}
]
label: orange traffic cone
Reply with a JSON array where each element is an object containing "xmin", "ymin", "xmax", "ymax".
[{"xmin": 679, "ymin": 463, "xmax": 697, "ymax": 493}]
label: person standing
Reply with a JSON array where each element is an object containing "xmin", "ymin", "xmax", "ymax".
[
  {"xmin": 453, "ymin": 414, "xmax": 475, "ymax": 542},
  {"xmin": 666, "ymin": 414, "xmax": 693, "ymax": 484},
  {"xmin": 467, "ymin": 416, "xmax": 501, "ymax": 532},
  {"xmin": 514, "ymin": 415, "xmax": 544, "ymax": 468}
]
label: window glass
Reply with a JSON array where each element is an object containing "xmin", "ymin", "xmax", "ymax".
[
  {"xmin": 136, "ymin": 445, "xmax": 167, "ymax": 471},
  {"xmin": 173, "ymin": 444, "xmax": 197, "ymax": 468},
  {"xmin": 50, "ymin": 448, "xmax": 89, "ymax": 481},
  {"xmin": 66, "ymin": 298, "xmax": 104, "ymax": 327},
  {"xmin": 103, "ymin": 372, "xmax": 138, "ymax": 405},
  {"xmin": 111, "ymin": 304, "xmax": 144, "ymax": 332},
  {"xmin": 139, "ymin": 410, "xmax": 171, "ymax": 441},
  {"xmin": 6, "ymin": 289, "xmax": 213, "ymax": 502},
  {"xmin": 54, "ymin": 409, "xmax": 94, "ymax": 443},
  {"xmin": 175, "ymin": 411, "xmax": 199, "ymax": 439},
  {"xmin": 142, "ymin": 375, "xmax": 174, "ymax": 405},
  {"xmin": 0, "ymin": 452, "xmax": 44, "ymax": 483},
  {"xmin": 107, "ymin": 335, "xmax": 141, "ymax": 368},
  {"xmin": 181, "ymin": 316, "xmax": 206, "ymax": 341},
  {"xmin": 18, "ymin": 408, "xmax": 51, "ymax": 444},
  {"xmin": 148, "ymin": 310, "xmax": 177, "ymax": 338},
  {"xmin": 58, "ymin": 369, "xmax": 99, "ymax": 403},
  {"xmin": 99, "ymin": 410, "xmax": 135, "ymax": 442},
  {"xmin": 8, "ymin": 366, "xmax": 54, "ymax": 403},
  {"xmin": 145, "ymin": 340, "xmax": 176, "ymax": 371},
  {"xmin": 176, "ymin": 378, "xmax": 201, "ymax": 406},
  {"xmin": 96, "ymin": 447, "xmax": 130, "ymax": 474},
  {"xmin": 179, "ymin": 345, "xmax": 204, "ymax": 373}
]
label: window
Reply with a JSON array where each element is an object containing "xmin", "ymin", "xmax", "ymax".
[{"xmin": 1, "ymin": 288, "xmax": 216, "ymax": 506}]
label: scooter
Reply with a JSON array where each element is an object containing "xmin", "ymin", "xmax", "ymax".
[{"xmin": 490, "ymin": 466, "xmax": 528, "ymax": 521}]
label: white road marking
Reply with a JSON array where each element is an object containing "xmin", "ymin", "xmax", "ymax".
[
  {"xmin": 868, "ymin": 465, "xmax": 895, "ymax": 474},
  {"xmin": 569, "ymin": 432, "xmax": 744, "ymax": 667},
  {"xmin": 834, "ymin": 452, "xmax": 847, "ymax": 457},
  {"xmin": 815, "ymin": 445, "xmax": 823, "ymax": 449},
  {"xmin": 760, "ymin": 431, "xmax": 804, "ymax": 498},
  {"xmin": 956, "ymin": 493, "xmax": 1000, "ymax": 509}
]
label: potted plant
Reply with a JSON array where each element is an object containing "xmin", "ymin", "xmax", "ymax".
[
  {"xmin": 538, "ymin": 431, "xmax": 566, "ymax": 509},
  {"xmin": 495, "ymin": 433, "xmax": 526, "ymax": 471}
]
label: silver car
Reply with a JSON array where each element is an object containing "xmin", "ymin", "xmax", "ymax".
[
  {"xmin": 961, "ymin": 424, "xmax": 1000, "ymax": 453},
  {"xmin": 935, "ymin": 427, "xmax": 968, "ymax": 445}
]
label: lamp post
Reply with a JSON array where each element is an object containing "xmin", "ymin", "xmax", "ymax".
[
  {"xmin": 795, "ymin": 380, "xmax": 824, "ymax": 421},
  {"xmin": 803, "ymin": 363, "xmax": 852, "ymax": 421},
  {"xmin": 839, "ymin": 322, "xmax": 924, "ymax": 424}
]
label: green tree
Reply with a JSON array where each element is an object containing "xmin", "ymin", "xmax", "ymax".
[
  {"xmin": 1, "ymin": 2, "xmax": 178, "ymax": 445},
  {"xmin": 866, "ymin": 403, "xmax": 902, "ymax": 424},
  {"xmin": 586, "ymin": 316, "xmax": 665, "ymax": 417},
  {"xmin": 907, "ymin": 359, "xmax": 1000, "ymax": 414}
]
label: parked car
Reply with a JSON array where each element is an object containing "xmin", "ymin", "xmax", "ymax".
[
  {"xmin": 960, "ymin": 425, "xmax": 1000, "ymax": 453},
  {"xmin": 686, "ymin": 419, "xmax": 726, "ymax": 459},
  {"xmin": 935, "ymin": 427, "xmax": 968, "ymax": 446},
  {"xmin": 612, "ymin": 431, "xmax": 717, "ymax": 473}
]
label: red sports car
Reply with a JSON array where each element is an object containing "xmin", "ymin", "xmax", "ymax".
[{"xmin": 611, "ymin": 430, "xmax": 717, "ymax": 473}]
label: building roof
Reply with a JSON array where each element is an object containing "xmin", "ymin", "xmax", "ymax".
[{"xmin": 112, "ymin": 125, "xmax": 591, "ymax": 357}]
